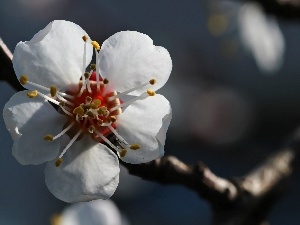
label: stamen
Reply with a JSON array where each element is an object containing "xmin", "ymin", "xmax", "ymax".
[
  {"xmin": 57, "ymin": 91, "xmax": 74, "ymax": 100},
  {"xmin": 103, "ymin": 78, "xmax": 109, "ymax": 84},
  {"xmin": 85, "ymin": 96, "xmax": 92, "ymax": 104},
  {"xmin": 52, "ymin": 122, "xmax": 75, "ymax": 140},
  {"xmin": 59, "ymin": 105, "xmax": 73, "ymax": 117},
  {"xmin": 109, "ymin": 116, "xmax": 117, "ymax": 123},
  {"xmin": 91, "ymin": 41, "xmax": 101, "ymax": 50},
  {"xmin": 95, "ymin": 50, "xmax": 100, "ymax": 91},
  {"xmin": 97, "ymin": 119, "xmax": 103, "ymax": 126},
  {"xmin": 130, "ymin": 144, "xmax": 141, "ymax": 150},
  {"xmin": 90, "ymin": 64, "xmax": 96, "ymax": 71},
  {"xmin": 58, "ymin": 128, "xmax": 83, "ymax": 159},
  {"xmin": 94, "ymin": 130, "xmax": 121, "ymax": 152},
  {"xmin": 81, "ymin": 37, "xmax": 87, "ymax": 82},
  {"xmin": 147, "ymin": 89, "xmax": 156, "ymax": 96},
  {"xmin": 55, "ymin": 158, "xmax": 63, "ymax": 167},
  {"xmin": 38, "ymin": 92, "xmax": 60, "ymax": 105},
  {"xmin": 109, "ymin": 92, "xmax": 148, "ymax": 112},
  {"xmin": 27, "ymin": 90, "xmax": 38, "ymax": 98},
  {"xmin": 73, "ymin": 106, "xmax": 84, "ymax": 116},
  {"xmin": 56, "ymin": 94, "xmax": 74, "ymax": 106},
  {"xmin": 88, "ymin": 125, "xmax": 95, "ymax": 133},
  {"xmin": 119, "ymin": 149, "xmax": 127, "ymax": 157},
  {"xmin": 44, "ymin": 134, "xmax": 54, "ymax": 141},
  {"xmin": 108, "ymin": 125, "xmax": 129, "ymax": 146},
  {"xmin": 98, "ymin": 106, "xmax": 108, "ymax": 116},
  {"xmin": 149, "ymin": 79, "xmax": 157, "ymax": 85},
  {"xmin": 82, "ymin": 35, "xmax": 88, "ymax": 42},
  {"xmin": 90, "ymin": 99, "xmax": 101, "ymax": 109},
  {"xmin": 50, "ymin": 86, "xmax": 57, "ymax": 97},
  {"xmin": 20, "ymin": 75, "xmax": 28, "ymax": 85},
  {"xmin": 108, "ymin": 79, "xmax": 156, "ymax": 101}
]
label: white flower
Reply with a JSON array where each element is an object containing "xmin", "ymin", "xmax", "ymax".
[
  {"xmin": 52, "ymin": 199, "xmax": 126, "ymax": 225},
  {"xmin": 3, "ymin": 20, "xmax": 172, "ymax": 202}
]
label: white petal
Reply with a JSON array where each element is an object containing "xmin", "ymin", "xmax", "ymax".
[
  {"xmin": 116, "ymin": 94, "xmax": 172, "ymax": 163},
  {"xmin": 98, "ymin": 31, "xmax": 172, "ymax": 96},
  {"xmin": 3, "ymin": 91, "xmax": 67, "ymax": 165},
  {"xmin": 45, "ymin": 135, "xmax": 120, "ymax": 203},
  {"xmin": 13, "ymin": 20, "xmax": 93, "ymax": 92},
  {"xmin": 61, "ymin": 200, "xmax": 123, "ymax": 225}
]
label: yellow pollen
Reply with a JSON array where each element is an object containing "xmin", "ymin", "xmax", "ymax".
[
  {"xmin": 84, "ymin": 72, "xmax": 90, "ymax": 79},
  {"xmin": 50, "ymin": 86, "xmax": 57, "ymax": 97},
  {"xmin": 73, "ymin": 106, "xmax": 84, "ymax": 116},
  {"xmin": 98, "ymin": 106, "xmax": 108, "ymax": 116},
  {"xmin": 103, "ymin": 78, "xmax": 109, "ymax": 84},
  {"xmin": 130, "ymin": 144, "xmax": 140, "ymax": 150},
  {"xmin": 44, "ymin": 134, "xmax": 54, "ymax": 141},
  {"xmin": 92, "ymin": 99, "xmax": 101, "ymax": 107},
  {"xmin": 149, "ymin": 79, "xmax": 156, "ymax": 85},
  {"xmin": 88, "ymin": 125, "xmax": 95, "ymax": 133},
  {"xmin": 20, "ymin": 75, "xmax": 28, "ymax": 85},
  {"xmin": 120, "ymin": 149, "xmax": 127, "ymax": 157},
  {"xmin": 97, "ymin": 119, "xmax": 103, "ymax": 126},
  {"xmin": 55, "ymin": 158, "xmax": 63, "ymax": 167},
  {"xmin": 27, "ymin": 90, "xmax": 38, "ymax": 98},
  {"xmin": 91, "ymin": 41, "xmax": 101, "ymax": 50},
  {"xmin": 82, "ymin": 35, "xmax": 88, "ymax": 42},
  {"xmin": 147, "ymin": 89, "xmax": 156, "ymax": 96},
  {"xmin": 109, "ymin": 116, "xmax": 117, "ymax": 123},
  {"xmin": 90, "ymin": 64, "xmax": 96, "ymax": 71}
]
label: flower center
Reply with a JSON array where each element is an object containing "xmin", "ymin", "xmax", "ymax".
[{"xmin": 19, "ymin": 36, "xmax": 157, "ymax": 167}]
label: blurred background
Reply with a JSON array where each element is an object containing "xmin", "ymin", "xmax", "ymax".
[{"xmin": 1, "ymin": 0, "xmax": 300, "ymax": 224}]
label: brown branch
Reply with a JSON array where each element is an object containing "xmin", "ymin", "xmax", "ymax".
[{"xmin": 2, "ymin": 37, "xmax": 300, "ymax": 224}]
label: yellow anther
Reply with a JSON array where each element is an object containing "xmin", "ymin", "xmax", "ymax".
[
  {"xmin": 86, "ymin": 96, "xmax": 92, "ymax": 104},
  {"xmin": 82, "ymin": 35, "xmax": 88, "ymax": 42},
  {"xmin": 147, "ymin": 89, "xmax": 156, "ymax": 96},
  {"xmin": 90, "ymin": 64, "xmax": 96, "ymax": 71},
  {"xmin": 149, "ymin": 79, "xmax": 156, "ymax": 85},
  {"xmin": 59, "ymin": 101, "xmax": 65, "ymax": 107},
  {"xmin": 84, "ymin": 72, "xmax": 90, "ymax": 79},
  {"xmin": 55, "ymin": 158, "xmax": 63, "ymax": 167},
  {"xmin": 20, "ymin": 75, "xmax": 28, "ymax": 85},
  {"xmin": 91, "ymin": 41, "xmax": 101, "ymax": 50},
  {"xmin": 44, "ymin": 134, "xmax": 54, "ymax": 141},
  {"xmin": 50, "ymin": 86, "xmax": 57, "ymax": 97},
  {"xmin": 73, "ymin": 106, "xmax": 84, "ymax": 116},
  {"xmin": 103, "ymin": 78, "xmax": 109, "ymax": 84},
  {"xmin": 130, "ymin": 144, "xmax": 140, "ymax": 150},
  {"xmin": 97, "ymin": 119, "xmax": 103, "ymax": 126},
  {"xmin": 92, "ymin": 99, "xmax": 101, "ymax": 107},
  {"xmin": 98, "ymin": 106, "xmax": 108, "ymax": 116},
  {"xmin": 27, "ymin": 90, "xmax": 38, "ymax": 98},
  {"xmin": 109, "ymin": 116, "xmax": 117, "ymax": 123},
  {"xmin": 88, "ymin": 125, "xmax": 95, "ymax": 133},
  {"xmin": 120, "ymin": 149, "xmax": 127, "ymax": 157}
]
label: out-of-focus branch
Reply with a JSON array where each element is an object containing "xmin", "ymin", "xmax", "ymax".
[
  {"xmin": 2, "ymin": 37, "xmax": 299, "ymax": 224},
  {"xmin": 122, "ymin": 136, "xmax": 299, "ymax": 225},
  {"xmin": 0, "ymin": 37, "xmax": 24, "ymax": 91},
  {"xmin": 241, "ymin": 0, "xmax": 300, "ymax": 19}
]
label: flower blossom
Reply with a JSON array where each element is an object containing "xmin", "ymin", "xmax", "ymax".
[
  {"xmin": 3, "ymin": 20, "xmax": 172, "ymax": 202},
  {"xmin": 51, "ymin": 199, "xmax": 126, "ymax": 225}
]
